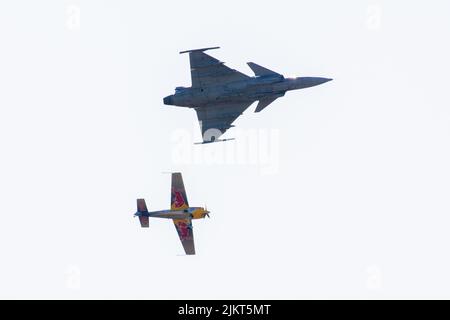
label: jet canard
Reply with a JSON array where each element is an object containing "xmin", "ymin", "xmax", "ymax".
[
  {"xmin": 163, "ymin": 47, "xmax": 332, "ymax": 144},
  {"xmin": 134, "ymin": 172, "xmax": 209, "ymax": 255}
]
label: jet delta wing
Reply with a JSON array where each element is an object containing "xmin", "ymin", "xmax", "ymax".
[
  {"xmin": 181, "ymin": 47, "xmax": 249, "ymax": 88},
  {"xmin": 195, "ymin": 101, "xmax": 254, "ymax": 143}
]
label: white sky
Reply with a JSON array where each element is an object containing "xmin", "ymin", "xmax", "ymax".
[{"xmin": 1, "ymin": 0, "xmax": 450, "ymax": 299}]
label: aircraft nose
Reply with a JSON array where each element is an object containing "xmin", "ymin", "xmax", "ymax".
[
  {"xmin": 318, "ymin": 77, "xmax": 333, "ymax": 85},
  {"xmin": 292, "ymin": 77, "xmax": 333, "ymax": 89},
  {"xmin": 307, "ymin": 77, "xmax": 333, "ymax": 87},
  {"xmin": 163, "ymin": 96, "xmax": 172, "ymax": 105}
]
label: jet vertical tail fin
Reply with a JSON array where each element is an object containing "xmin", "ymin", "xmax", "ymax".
[{"xmin": 247, "ymin": 62, "xmax": 282, "ymax": 77}]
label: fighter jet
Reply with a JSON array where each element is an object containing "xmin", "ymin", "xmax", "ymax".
[
  {"xmin": 134, "ymin": 172, "xmax": 209, "ymax": 255},
  {"xmin": 163, "ymin": 47, "xmax": 332, "ymax": 144}
]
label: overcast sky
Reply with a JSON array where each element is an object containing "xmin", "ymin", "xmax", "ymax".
[{"xmin": 1, "ymin": 0, "xmax": 450, "ymax": 299}]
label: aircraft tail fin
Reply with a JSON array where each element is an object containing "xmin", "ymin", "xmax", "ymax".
[
  {"xmin": 247, "ymin": 62, "xmax": 282, "ymax": 77},
  {"xmin": 137, "ymin": 199, "xmax": 149, "ymax": 228}
]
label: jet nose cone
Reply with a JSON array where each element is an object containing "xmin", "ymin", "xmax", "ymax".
[
  {"xmin": 163, "ymin": 96, "xmax": 172, "ymax": 105},
  {"xmin": 319, "ymin": 77, "xmax": 333, "ymax": 84}
]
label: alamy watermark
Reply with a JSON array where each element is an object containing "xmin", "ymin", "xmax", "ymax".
[
  {"xmin": 65, "ymin": 3, "xmax": 80, "ymax": 31},
  {"xmin": 366, "ymin": 4, "xmax": 382, "ymax": 31},
  {"xmin": 65, "ymin": 265, "xmax": 81, "ymax": 290},
  {"xmin": 366, "ymin": 265, "xmax": 382, "ymax": 290},
  {"xmin": 171, "ymin": 127, "xmax": 280, "ymax": 175}
]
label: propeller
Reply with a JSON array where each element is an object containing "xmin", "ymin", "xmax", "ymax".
[{"xmin": 205, "ymin": 204, "xmax": 210, "ymax": 218}]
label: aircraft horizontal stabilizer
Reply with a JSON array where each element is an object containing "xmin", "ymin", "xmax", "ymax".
[
  {"xmin": 255, "ymin": 97, "xmax": 277, "ymax": 113},
  {"xmin": 139, "ymin": 216, "xmax": 149, "ymax": 228},
  {"xmin": 136, "ymin": 199, "xmax": 149, "ymax": 228},
  {"xmin": 137, "ymin": 199, "xmax": 148, "ymax": 213}
]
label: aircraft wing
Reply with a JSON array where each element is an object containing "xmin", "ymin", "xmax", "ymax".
[
  {"xmin": 171, "ymin": 172, "xmax": 189, "ymax": 210},
  {"xmin": 195, "ymin": 101, "xmax": 253, "ymax": 143},
  {"xmin": 173, "ymin": 218, "xmax": 195, "ymax": 255},
  {"xmin": 187, "ymin": 51, "xmax": 249, "ymax": 88}
]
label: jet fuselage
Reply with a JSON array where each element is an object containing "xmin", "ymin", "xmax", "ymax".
[{"xmin": 163, "ymin": 75, "xmax": 332, "ymax": 108}]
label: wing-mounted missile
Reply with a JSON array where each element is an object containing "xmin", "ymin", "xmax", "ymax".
[
  {"xmin": 179, "ymin": 47, "xmax": 220, "ymax": 54},
  {"xmin": 194, "ymin": 138, "xmax": 235, "ymax": 145}
]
